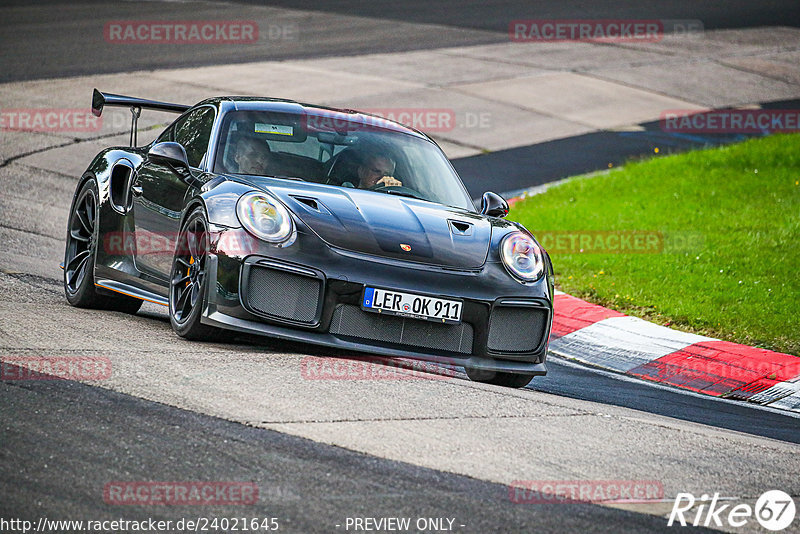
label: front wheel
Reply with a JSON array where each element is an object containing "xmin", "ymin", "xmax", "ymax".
[
  {"xmin": 465, "ymin": 367, "xmax": 535, "ymax": 388},
  {"xmin": 169, "ymin": 207, "xmax": 224, "ymax": 341}
]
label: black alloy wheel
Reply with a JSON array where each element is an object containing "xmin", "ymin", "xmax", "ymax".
[
  {"xmin": 169, "ymin": 207, "xmax": 223, "ymax": 340},
  {"xmin": 64, "ymin": 179, "xmax": 142, "ymax": 313}
]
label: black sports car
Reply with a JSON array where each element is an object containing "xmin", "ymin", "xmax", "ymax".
[{"xmin": 63, "ymin": 89, "xmax": 554, "ymax": 388}]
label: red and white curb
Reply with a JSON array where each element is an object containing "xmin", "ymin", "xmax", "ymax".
[{"xmin": 549, "ymin": 291, "xmax": 800, "ymax": 414}]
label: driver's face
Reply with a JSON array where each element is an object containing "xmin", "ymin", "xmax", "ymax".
[
  {"xmin": 358, "ymin": 156, "xmax": 395, "ymax": 188},
  {"xmin": 233, "ymin": 140, "xmax": 270, "ymax": 174}
]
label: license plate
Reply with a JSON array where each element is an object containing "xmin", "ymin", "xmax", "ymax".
[{"xmin": 361, "ymin": 287, "xmax": 462, "ymax": 324}]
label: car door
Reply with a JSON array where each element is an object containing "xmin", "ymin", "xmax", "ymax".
[{"xmin": 132, "ymin": 105, "xmax": 216, "ymax": 279}]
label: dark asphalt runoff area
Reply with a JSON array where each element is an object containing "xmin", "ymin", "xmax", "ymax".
[
  {"xmin": 536, "ymin": 359, "xmax": 800, "ymax": 445},
  {"xmin": 455, "ymin": 100, "xmax": 800, "ymax": 198},
  {"xmin": 0, "ymin": 368, "xmax": 710, "ymax": 534},
  {"xmin": 1, "ymin": 0, "xmax": 798, "ymax": 83}
]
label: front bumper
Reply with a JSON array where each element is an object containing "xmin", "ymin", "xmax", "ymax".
[{"xmin": 201, "ymin": 227, "xmax": 553, "ymax": 374}]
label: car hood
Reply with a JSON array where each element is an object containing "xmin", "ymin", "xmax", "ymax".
[{"xmin": 262, "ymin": 183, "xmax": 492, "ymax": 269}]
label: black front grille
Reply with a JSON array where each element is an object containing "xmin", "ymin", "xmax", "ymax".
[
  {"xmin": 487, "ymin": 306, "xmax": 548, "ymax": 353},
  {"xmin": 329, "ymin": 304, "xmax": 473, "ymax": 354},
  {"xmin": 245, "ymin": 266, "xmax": 321, "ymax": 324}
]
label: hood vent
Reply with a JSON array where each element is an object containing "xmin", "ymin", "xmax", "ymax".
[
  {"xmin": 291, "ymin": 195, "xmax": 322, "ymax": 212},
  {"xmin": 267, "ymin": 185, "xmax": 492, "ymax": 269}
]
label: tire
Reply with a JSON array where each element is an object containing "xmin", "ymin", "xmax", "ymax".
[
  {"xmin": 64, "ymin": 179, "xmax": 142, "ymax": 314},
  {"xmin": 169, "ymin": 207, "xmax": 224, "ymax": 341},
  {"xmin": 465, "ymin": 367, "xmax": 535, "ymax": 388}
]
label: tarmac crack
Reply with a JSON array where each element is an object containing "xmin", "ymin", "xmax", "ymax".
[
  {"xmin": 437, "ymin": 42, "xmax": 683, "ymax": 73},
  {"xmin": 10, "ymin": 161, "xmax": 77, "ymax": 180},
  {"xmin": 0, "ymin": 140, "xmax": 77, "ymax": 169},
  {"xmin": 0, "ymin": 124, "xmax": 168, "ymax": 169},
  {"xmin": 712, "ymin": 57, "xmax": 800, "ymax": 86},
  {"xmin": 0, "ymin": 223, "xmax": 61, "ymax": 242},
  {"xmin": 0, "ymin": 269, "xmax": 62, "ymax": 291}
]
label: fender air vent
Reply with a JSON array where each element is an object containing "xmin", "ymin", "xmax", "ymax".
[{"xmin": 449, "ymin": 220, "xmax": 473, "ymax": 236}]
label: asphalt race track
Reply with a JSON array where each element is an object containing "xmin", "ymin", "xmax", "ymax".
[
  {"xmin": 2, "ymin": 0, "xmax": 799, "ymax": 82},
  {"xmin": 1, "ymin": 2, "xmax": 799, "ymax": 533}
]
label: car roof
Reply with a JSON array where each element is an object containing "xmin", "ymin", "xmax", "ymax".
[{"xmin": 195, "ymin": 96, "xmax": 428, "ymax": 140}]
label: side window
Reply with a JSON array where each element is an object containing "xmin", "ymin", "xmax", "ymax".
[
  {"xmin": 174, "ymin": 107, "xmax": 215, "ymax": 168},
  {"xmin": 155, "ymin": 125, "xmax": 174, "ymax": 144}
]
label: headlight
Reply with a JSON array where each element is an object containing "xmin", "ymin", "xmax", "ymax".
[
  {"xmin": 500, "ymin": 231, "xmax": 545, "ymax": 281},
  {"xmin": 236, "ymin": 191, "xmax": 294, "ymax": 243}
]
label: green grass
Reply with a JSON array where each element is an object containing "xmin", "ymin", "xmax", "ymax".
[{"xmin": 509, "ymin": 133, "xmax": 800, "ymax": 355}]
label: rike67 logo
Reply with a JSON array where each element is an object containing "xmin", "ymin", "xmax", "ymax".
[{"xmin": 668, "ymin": 490, "xmax": 796, "ymax": 531}]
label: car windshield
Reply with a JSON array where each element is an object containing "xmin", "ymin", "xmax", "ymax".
[{"xmin": 213, "ymin": 109, "xmax": 475, "ymax": 211}]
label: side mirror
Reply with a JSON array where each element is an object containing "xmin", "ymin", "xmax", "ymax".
[
  {"xmin": 148, "ymin": 142, "xmax": 191, "ymax": 178},
  {"xmin": 480, "ymin": 191, "xmax": 509, "ymax": 218}
]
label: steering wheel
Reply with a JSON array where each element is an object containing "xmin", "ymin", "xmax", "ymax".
[
  {"xmin": 324, "ymin": 149, "xmax": 357, "ymax": 185},
  {"xmin": 372, "ymin": 185, "xmax": 425, "ymax": 200}
]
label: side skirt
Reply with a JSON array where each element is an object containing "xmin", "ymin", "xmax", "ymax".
[{"xmin": 94, "ymin": 278, "xmax": 169, "ymax": 307}]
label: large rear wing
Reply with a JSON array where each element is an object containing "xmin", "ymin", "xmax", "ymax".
[{"xmin": 91, "ymin": 88, "xmax": 191, "ymax": 146}]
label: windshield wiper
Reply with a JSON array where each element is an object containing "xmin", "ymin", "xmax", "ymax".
[
  {"xmin": 269, "ymin": 174, "xmax": 305, "ymax": 181},
  {"xmin": 230, "ymin": 172, "xmax": 305, "ymax": 181},
  {"xmin": 383, "ymin": 189, "xmax": 422, "ymax": 199}
]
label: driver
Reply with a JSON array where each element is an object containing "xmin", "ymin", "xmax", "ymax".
[
  {"xmin": 232, "ymin": 135, "xmax": 272, "ymax": 175},
  {"xmin": 356, "ymin": 152, "xmax": 402, "ymax": 189}
]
